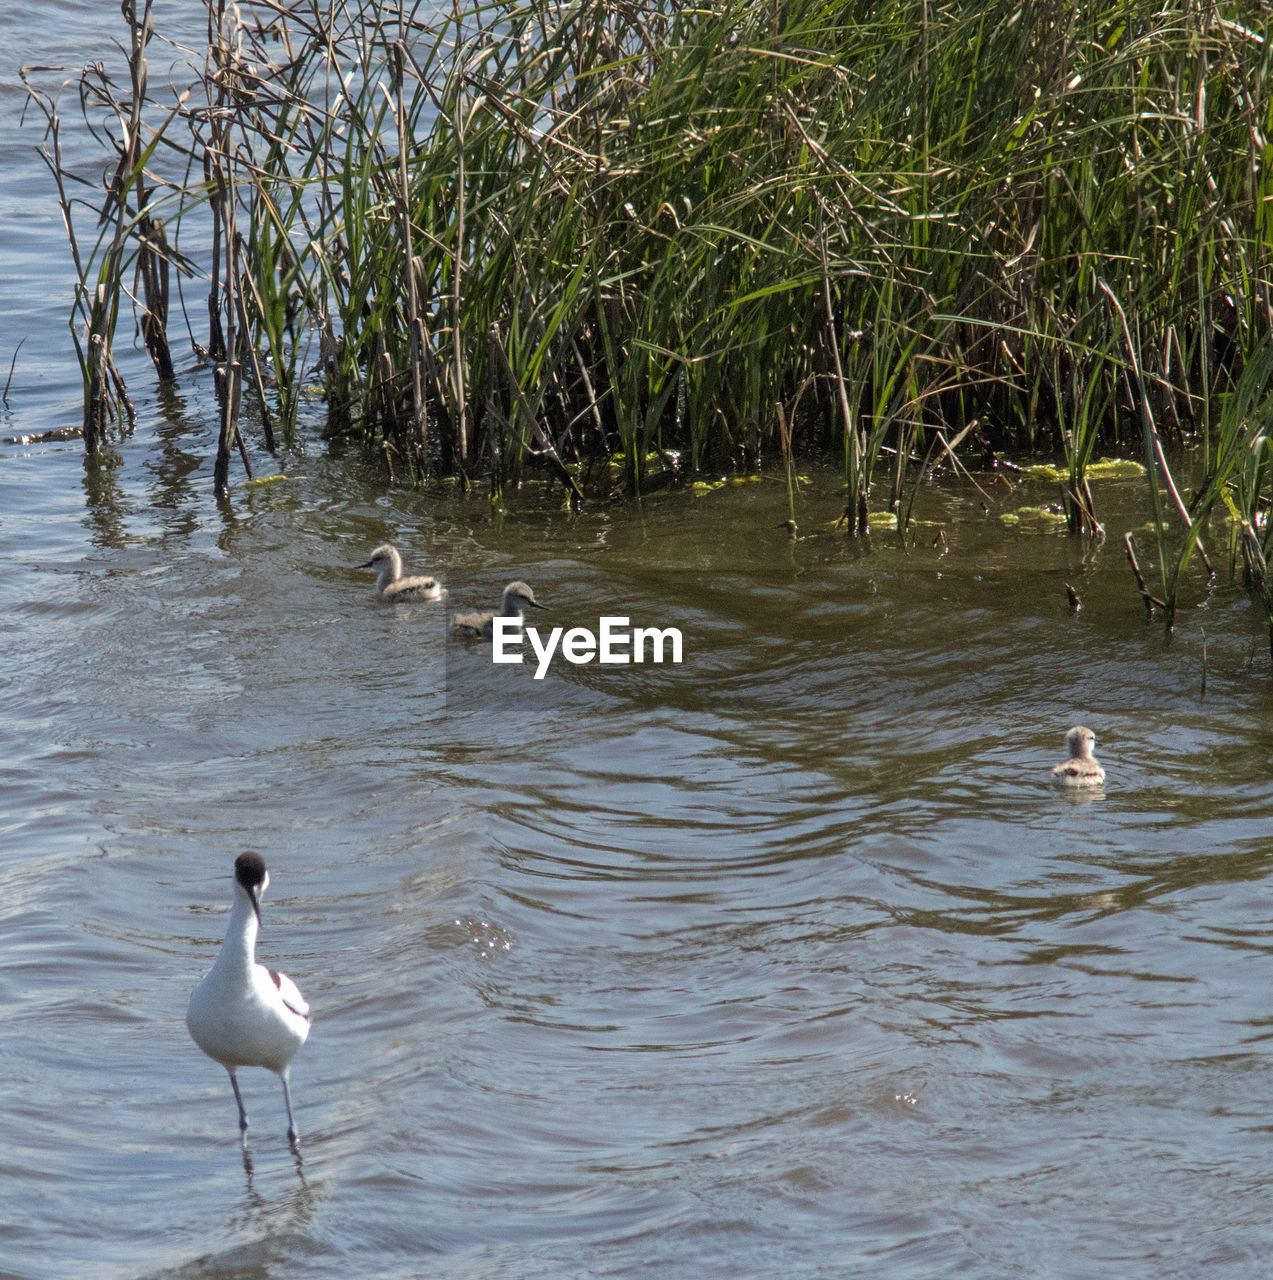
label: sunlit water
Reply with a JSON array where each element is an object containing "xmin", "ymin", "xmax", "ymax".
[{"xmin": 6, "ymin": 6, "xmax": 1273, "ymax": 1280}]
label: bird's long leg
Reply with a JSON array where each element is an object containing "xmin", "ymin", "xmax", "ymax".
[
  {"xmin": 229, "ymin": 1069, "xmax": 249, "ymax": 1140},
  {"xmin": 280, "ymin": 1069, "xmax": 300, "ymax": 1146}
]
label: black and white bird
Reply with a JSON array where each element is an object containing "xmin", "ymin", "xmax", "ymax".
[{"xmin": 186, "ymin": 853, "xmax": 311, "ymax": 1146}]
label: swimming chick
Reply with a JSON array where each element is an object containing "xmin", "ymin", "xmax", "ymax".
[
  {"xmin": 359, "ymin": 543, "xmax": 445, "ymax": 601},
  {"xmin": 452, "ymin": 581, "xmax": 544, "ymax": 638},
  {"xmin": 1050, "ymin": 725, "xmax": 1105, "ymax": 787}
]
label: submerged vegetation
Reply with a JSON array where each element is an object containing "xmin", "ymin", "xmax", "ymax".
[{"xmin": 19, "ymin": 0, "xmax": 1273, "ymax": 642}]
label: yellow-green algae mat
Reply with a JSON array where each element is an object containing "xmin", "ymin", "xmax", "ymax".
[
  {"xmin": 1022, "ymin": 458, "xmax": 1146, "ymax": 483},
  {"xmin": 1002, "ymin": 457, "xmax": 1146, "ymax": 529}
]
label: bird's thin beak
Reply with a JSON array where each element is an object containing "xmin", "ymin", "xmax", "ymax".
[
  {"xmin": 357, "ymin": 559, "xmax": 375, "ymax": 569},
  {"xmin": 529, "ymin": 599, "xmax": 546, "ymax": 609},
  {"xmin": 247, "ymin": 886, "xmax": 261, "ymax": 923}
]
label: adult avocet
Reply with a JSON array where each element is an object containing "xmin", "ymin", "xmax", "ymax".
[{"xmin": 186, "ymin": 853, "xmax": 310, "ymax": 1147}]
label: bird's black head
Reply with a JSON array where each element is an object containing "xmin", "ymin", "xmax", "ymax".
[{"xmin": 234, "ymin": 852, "xmax": 268, "ymax": 921}]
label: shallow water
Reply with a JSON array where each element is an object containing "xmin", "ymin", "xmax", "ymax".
[
  {"xmin": 7, "ymin": 6, "xmax": 1273, "ymax": 1280},
  {"xmin": 7, "ymin": 443, "xmax": 1273, "ymax": 1280}
]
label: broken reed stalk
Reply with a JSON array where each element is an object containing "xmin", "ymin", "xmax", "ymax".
[
  {"xmin": 22, "ymin": 3, "xmax": 152, "ymax": 450},
  {"xmin": 79, "ymin": 0, "xmax": 155, "ymax": 447},
  {"xmin": 127, "ymin": 0, "xmax": 174, "ymax": 385},
  {"xmin": 1124, "ymin": 532, "xmax": 1168, "ymax": 618},
  {"xmin": 207, "ymin": 0, "xmax": 251, "ymax": 496},
  {"xmin": 448, "ymin": 0, "xmax": 469, "ymax": 483},
  {"xmin": 819, "ymin": 214, "xmax": 864, "ymax": 535},
  {"xmin": 1239, "ymin": 520, "xmax": 1273, "ymax": 662},
  {"xmin": 392, "ymin": 41, "xmax": 428, "ymax": 466},
  {"xmin": 138, "ymin": 212, "xmax": 174, "ymax": 380},
  {"xmin": 233, "ymin": 264, "xmax": 277, "ymax": 452},
  {"xmin": 3, "ymin": 339, "xmax": 24, "ymax": 403},
  {"xmin": 1064, "ymin": 479, "xmax": 1103, "ymax": 538},
  {"xmin": 776, "ymin": 400, "xmax": 797, "ymax": 526}
]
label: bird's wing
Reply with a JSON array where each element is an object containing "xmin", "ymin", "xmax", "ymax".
[
  {"xmin": 452, "ymin": 610, "xmax": 493, "ymax": 633},
  {"xmin": 269, "ymin": 967, "xmax": 311, "ymax": 1020},
  {"xmin": 391, "ymin": 577, "xmax": 443, "ymax": 598}
]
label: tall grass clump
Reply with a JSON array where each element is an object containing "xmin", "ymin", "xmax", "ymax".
[{"xmin": 24, "ymin": 0, "xmax": 1273, "ymax": 513}]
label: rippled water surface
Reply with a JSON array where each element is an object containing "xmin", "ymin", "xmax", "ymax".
[{"xmin": 6, "ymin": 6, "xmax": 1273, "ymax": 1280}]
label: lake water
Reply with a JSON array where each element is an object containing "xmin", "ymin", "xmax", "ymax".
[{"xmin": 6, "ymin": 5, "xmax": 1273, "ymax": 1279}]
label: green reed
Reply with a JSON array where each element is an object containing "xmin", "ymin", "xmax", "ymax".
[{"xmin": 24, "ymin": 0, "xmax": 1273, "ymax": 523}]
